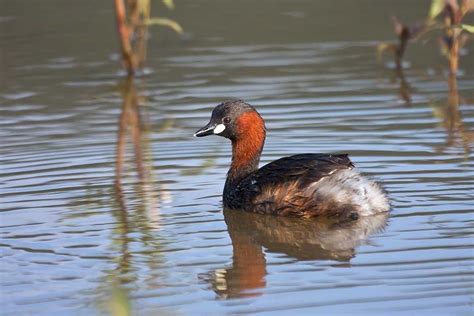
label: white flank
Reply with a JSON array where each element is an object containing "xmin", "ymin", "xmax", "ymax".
[
  {"xmin": 213, "ymin": 124, "xmax": 226, "ymax": 134},
  {"xmin": 310, "ymin": 169, "xmax": 390, "ymax": 216}
]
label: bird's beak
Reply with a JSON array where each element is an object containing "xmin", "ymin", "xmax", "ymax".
[{"xmin": 194, "ymin": 122, "xmax": 217, "ymax": 137}]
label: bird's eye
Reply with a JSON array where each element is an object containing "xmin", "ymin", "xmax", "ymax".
[{"xmin": 223, "ymin": 117, "xmax": 231, "ymax": 124}]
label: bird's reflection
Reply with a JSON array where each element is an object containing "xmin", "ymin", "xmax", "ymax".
[{"xmin": 203, "ymin": 209, "xmax": 388, "ymax": 299}]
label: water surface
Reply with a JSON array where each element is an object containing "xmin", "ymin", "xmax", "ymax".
[{"xmin": 1, "ymin": 0, "xmax": 473, "ymax": 314}]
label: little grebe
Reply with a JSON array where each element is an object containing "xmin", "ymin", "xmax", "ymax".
[{"xmin": 194, "ymin": 100, "xmax": 390, "ymax": 218}]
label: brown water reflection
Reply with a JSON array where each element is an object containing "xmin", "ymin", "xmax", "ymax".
[
  {"xmin": 444, "ymin": 75, "xmax": 473, "ymax": 154},
  {"xmin": 115, "ymin": 78, "xmax": 160, "ymax": 219},
  {"xmin": 395, "ymin": 67, "xmax": 412, "ymax": 105},
  {"xmin": 433, "ymin": 75, "xmax": 473, "ymax": 155},
  {"xmin": 205, "ymin": 210, "xmax": 388, "ymax": 299},
  {"xmin": 99, "ymin": 78, "xmax": 165, "ymax": 314}
]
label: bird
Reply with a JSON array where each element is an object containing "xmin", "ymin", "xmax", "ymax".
[{"xmin": 194, "ymin": 100, "xmax": 390, "ymax": 218}]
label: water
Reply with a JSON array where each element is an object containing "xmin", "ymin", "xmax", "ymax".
[{"xmin": 1, "ymin": 0, "xmax": 473, "ymax": 315}]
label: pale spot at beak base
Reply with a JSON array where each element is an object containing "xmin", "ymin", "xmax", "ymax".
[{"xmin": 213, "ymin": 124, "xmax": 226, "ymax": 134}]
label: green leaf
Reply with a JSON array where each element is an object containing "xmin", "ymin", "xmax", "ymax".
[
  {"xmin": 429, "ymin": 0, "xmax": 446, "ymax": 19},
  {"xmin": 146, "ymin": 17, "xmax": 183, "ymax": 34},
  {"xmin": 137, "ymin": 0, "xmax": 151, "ymax": 18},
  {"xmin": 162, "ymin": 0, "xmax": 175, "ymax": 10},
  {"xmin": 459, "ymin": 24, "xmax": 474, "ymax": 33}
]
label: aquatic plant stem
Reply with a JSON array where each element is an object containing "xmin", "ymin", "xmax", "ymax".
[{"xmin": 114, "ymin": 0, "xmax": 135, "ymax": 75}]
